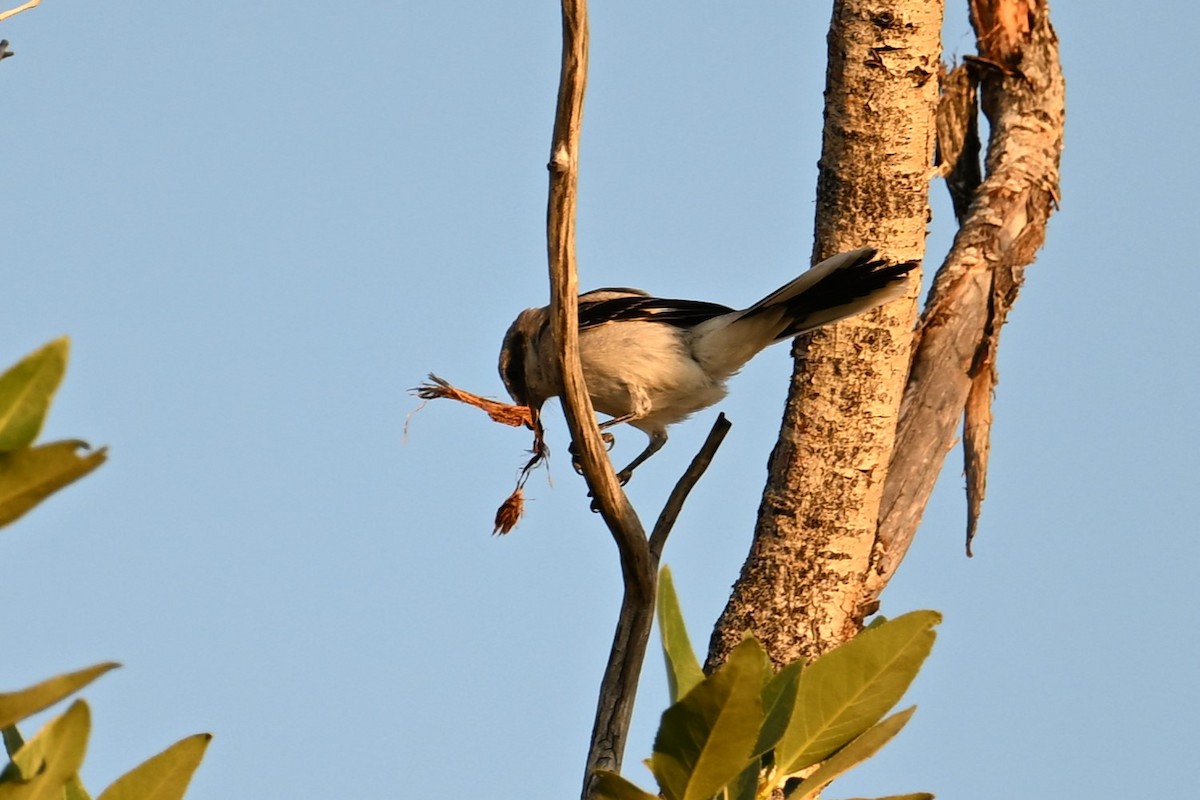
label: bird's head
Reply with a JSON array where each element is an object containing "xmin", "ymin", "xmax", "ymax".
[{"xmin": 498, "ymin": 307, "xmax": 547, "ymax": 431}]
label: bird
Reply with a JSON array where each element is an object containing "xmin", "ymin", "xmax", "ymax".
[{"xmin": 498, "ymin": 248, "xmax": 917, "ymax": 483}]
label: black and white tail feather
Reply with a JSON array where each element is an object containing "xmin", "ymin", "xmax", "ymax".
[{"xmin": 499, "ymin": 248, "xmax": 916, "ymax": 482}]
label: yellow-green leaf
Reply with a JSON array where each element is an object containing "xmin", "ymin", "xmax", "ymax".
[
  {"xmin": 754, "ymin": 660, "xmax": 802, "ymax": 758},
  {"xmin": 0, "ymin": 339, "xmax": 69, "ymax": 452},
  {"xmin": 0, "ymin": 700, "xmax": 91, "ymax": 800},
  {"xmin": 64, "ymin": 776, "xmax": 92, "ymax": 800},
  {"xmin": 0, "ymin": 664, "xmax": 119, "ymax": 730},
  {"xmin": 97, "ymin": 734, "xmax": 212, "ymax": 800},
  {"xmin": 591, "ymin": 771, "xmax": 661, "ymax": 800},
  {"xmin": 0, "ymin": 440, "xmax": 107, "ymax": 529},
  {"xmin": 657, "ymin": 566, "xmax": 703, "ymax": 703},
  {"xmin": 785, "ymin": 707, "xmax": 916, "ymax": 799},
  {"xmin": 775, "ymin": 611, "xmax": 940, "ymax": 776},
  {"xmin": 650, "ymin": 637, "xmax": 766, "ymax": 800},
  {"xmin": 726, "ymin": 759, "xmax": 760, "ymax": 800}
]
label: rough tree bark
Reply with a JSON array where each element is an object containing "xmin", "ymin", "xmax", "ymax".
[
  {"xmin": 709, "ymin": 0, "xmax": 944, "ymax": 668},
  {"xmin": 709, "ymin": 0, "xmax": 1063, "ymax": 668}
]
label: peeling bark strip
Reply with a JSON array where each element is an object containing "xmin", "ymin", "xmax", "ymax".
[
  {"xmin": 708, "ymin": 0, "xmax": 943, "ymax": 670},
  {"xmin": 873, "ymin": 0, "xmax": 1064, "ymax": 579},
  {"xmin": 935, "ymin": 63, "xmax": 982, "ymax": 221}
]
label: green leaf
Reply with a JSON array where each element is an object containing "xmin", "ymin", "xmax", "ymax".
[
  {"xmin": 754, "ymin": 660, "xmax": 801, "ymax": 757},
  {"xmin": 0, "ymin": 339, "xmax": 69, "ymax": 452},
  {"xmin": 0, "ymin": 663, "xmax": 120, "ymax": 730},
  {"xmin": 657, "ymin": 566, "xmax": 703, "ymax": 703},
  {"xmin": 0, "ymin": 440, "xmax": 108, "ymax": 529},
  {"xmin": 64, "ymin": 776, "xmax": 92, "ymax": 800},
  {"xmin": 725, "ymin": 760, "xmax": 760, "ymax": 800},
  {"xmin": 0, "ymin": 700, "xmax": 91, "ymax": 800},
  {"xmin": 785, "ymin": 707, "xmax": 916, "ymax": 799},
  {"xmin": 650, "ymin": 637, "xmax": 766, "ymax": 800},
  {"xmin": 591, "ymin": 771, "xmax": 661, "ymax": 800},
  {"xmin": 96, "ymin": 734, "xmax": 212, "ymax": 800},
  {"xmin": 774, "ymin": 611, "xmax": 940, "ymax": 776}
]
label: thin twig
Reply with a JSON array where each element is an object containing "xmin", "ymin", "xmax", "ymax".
[
  {"xmin": 583, "ymin": 416, "xmax": 730, "ymax": 799},
  {"xmin": 545, "ymin": 0, "xmax": 641, "ymax": 557},
  {"xmin": 0, "ymin": 0, "xmax": 43, "ymax": 24},
  {"xmin": 584, "ymin": 593, "xmax": 655, "ymax": 797},
  {"xmin": 649, "ymin": 413, "xmax": 732, "ymax": 561},
  {"xmin": 543, "ymin": 3, "xmax": 732, "ymax": 795},
  {"xmin": 540, "ymin": 0, "xmax": 655, "ymax": 788}
]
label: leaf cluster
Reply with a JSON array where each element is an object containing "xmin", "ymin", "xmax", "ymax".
[
  {"xmin": 595, "ymin": 569, "xmax": 939, "ymax": 800},
  {"xmin": 0, "ymin": 339, "xmax": 105, "ymax": 527},
  {"xmin": 0, "ymin": 667, "xmax": 209, "ymax": 800},
  {"xmin": 0, "ymin": 340, "xmax": 210, "ymax": 799}
]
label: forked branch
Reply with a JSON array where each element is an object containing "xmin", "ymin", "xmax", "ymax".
[{"xmin": 542, "ymin": 3, "xmax": 730, "ymax": 798}]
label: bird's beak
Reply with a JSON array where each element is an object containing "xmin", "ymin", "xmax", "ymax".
[
  {"xmin": 528, "ymin": 399, "xmax": 543, "ymax": 435},
  {"xmin": 527, "ymin": 400, "xmax": 548, "ymax": 464}
]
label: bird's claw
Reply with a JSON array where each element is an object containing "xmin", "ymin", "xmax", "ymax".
[
  {"xmin": 586, "ymin": 468, "xmax": 633, "ymax": 512},
  {"xmin": 569, "ymin": 433, "xmax": 617, "ymax": 475}
]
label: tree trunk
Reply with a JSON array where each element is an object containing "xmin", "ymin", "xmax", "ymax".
[
  {"xmin": 708, "ymin": 0, "xmax": 1063, "ymax": 670},
  {"xmin": 708, "ymin": 0, "xmax": 943, "ymax": 668}
]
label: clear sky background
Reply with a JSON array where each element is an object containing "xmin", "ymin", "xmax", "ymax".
[{"xmin": 3, "ymin": 3, "xmax": 1196, "ymax": 799}]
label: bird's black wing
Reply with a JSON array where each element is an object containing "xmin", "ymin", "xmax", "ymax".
[{"xmin": 578, "ymin": 292, "xmax": 735, "ymax": 331}]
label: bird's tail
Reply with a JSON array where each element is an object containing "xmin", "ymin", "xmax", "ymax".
[
  {"xmin": 691, "ymin": 248, "xmax": 917, "ymax": 378},
  {"xmin": 744, "ymin": 248, "xmax": 916, "ymax": 338}
]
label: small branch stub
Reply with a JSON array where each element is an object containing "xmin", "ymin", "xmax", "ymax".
[{"xmin": 550, "ymin": 143, "xmax": 572, "ymax": 173}]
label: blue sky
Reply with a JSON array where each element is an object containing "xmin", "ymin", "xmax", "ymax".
[{"xmin": 3, "ymin": 3, "xmax": 1197, "ymax": 799}]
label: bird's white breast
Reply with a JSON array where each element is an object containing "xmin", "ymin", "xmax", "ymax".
[{"xmin": 579, "ymin": 320, "xmax": 727, "ymax": 432}]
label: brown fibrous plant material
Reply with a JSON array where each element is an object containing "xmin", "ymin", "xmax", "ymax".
[
  {"xmin": 413, "ymin": 374, "xmax": 535, "ymax": 428},
  {"xmin": 493, "ymin": 488, "xmax": 525, "ymax": 535},
  {"xmin": 410, "ymin": 374, "xmax": 548, "ymax": 533}
]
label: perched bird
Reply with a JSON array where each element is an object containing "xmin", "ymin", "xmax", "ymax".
[{"xmin": 498, "ymin": 248, "xmax": 917, "ymax": 482}]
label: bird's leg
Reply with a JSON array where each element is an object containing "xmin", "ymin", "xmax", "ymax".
[
  {"xmin": 579, "ymin": 389, "xmax": 650, "ymax": 483},
  {"xmin": 584, "ymin": 428, "xmax": 665, "ymax": 512},
  {"xmin": 591, "ymin": 394, "xmax": 655, "ymax": 482},
  {"xmin": 584, "ymin": 432, "xmax": 667, "ymax": 514},
  {"xmin": 615, "ymin": 430, "xmax": 668, "ymax": 485},
  {"xmin": 598, "ymin": 413, "xmax": 637, "ymax": 430}
]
